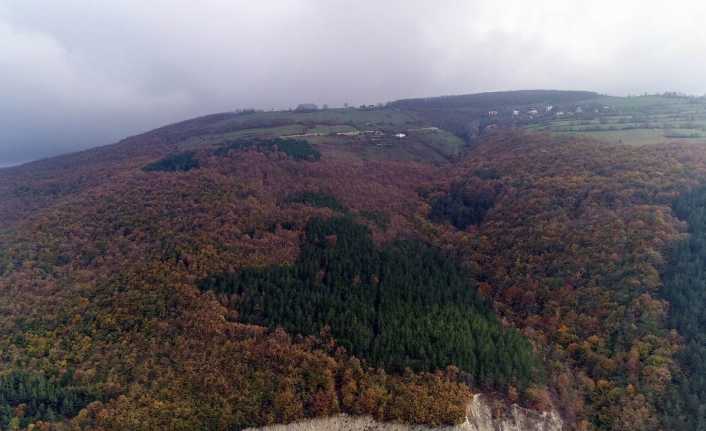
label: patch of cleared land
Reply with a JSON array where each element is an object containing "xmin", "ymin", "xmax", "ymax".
[
  {"xmin": 174, "ymin": 107, "xmax": 464, "ymax": 163},
  {"xmin": 529, "ymin": 95, "xmax": 706, "ymax": 146}
]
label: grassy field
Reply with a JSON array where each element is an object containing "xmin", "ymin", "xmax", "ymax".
[
  {"xmin": 205, "ymin": 108, "xmax": 421, "ymax": 132},
  {"xmin": 305, "ymin": 124, "xmax": 359, "ymax": 134},
  {"xmin": 178, "ymin": 125, "xmax": 307, "ymax": 149},
  {"xmin": 529, "ymin": 95, "xmax": 706, "ymax": 146},
  {"xmin": 175, "ymin": 108, "xmax": 464, "ymax": 163},
  {"xmin": 303, "ymin": 127, "xmax": 465, "ymax": 163},
  {"xmin": 406, "ymin": 128, "xmax": 465, "ymax": 157},
  {"xmin": 553, "ymin": 129, "xmax": 706, "ymax": 146},
  {"xmin": 174, "ymin": 107, "xmax": 429, "ymax": 152}
]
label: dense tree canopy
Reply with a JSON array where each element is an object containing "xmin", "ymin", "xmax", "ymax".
[
  {"xmin": 201, "ymin": 217, "xmax": 539, "ymax": 389},
  {"xmin": 659, "ymin": 185, "xmax": 706, "ymax": 430},
  {"xmin": 429, "ymin": 181, "xmax": 499, "ymax": 229},
  {"xmin": 0, "ymin": 371, "xmax": 95, "ymax": 429}
]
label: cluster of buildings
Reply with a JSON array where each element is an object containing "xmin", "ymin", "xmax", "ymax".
[
  {"xmin": 488, "ymin": 104, "xmax": 612, "ymax": 119},
  {"xmin": 335, "ymin": 130, "xmax": 408, "ymax": 139}
]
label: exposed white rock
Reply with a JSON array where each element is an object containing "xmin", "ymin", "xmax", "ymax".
[
  {"xmin": 246, "ymin": 394, "xmax": 563, "ymax": 431},
  {"xmin": 465, "ymin": 394, "xmax": 563, "ymax": 431}
]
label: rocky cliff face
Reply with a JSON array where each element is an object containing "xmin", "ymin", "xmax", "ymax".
[
  {"xmin": 246, "ymin": 394, "xmax": 564, "ymax": 431},
  {"xmin": 465, "ymin": 394, "xmax": 563, "ymax": 431}
]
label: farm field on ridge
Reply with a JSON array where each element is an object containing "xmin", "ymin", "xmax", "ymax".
[{"xmin": 520, "ymin": 94, "xmax": 706, "ymax": 146}]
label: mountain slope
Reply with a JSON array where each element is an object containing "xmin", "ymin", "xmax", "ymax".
[{"xmin": 3, "ymin": 92, "xmax": 706, "ymax": 430}]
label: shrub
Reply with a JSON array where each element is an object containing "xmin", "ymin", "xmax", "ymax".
[
  {"xmin": 284, "ymin": 191, "xmax": 345, "ymax": 211},
  {"xmin": 143, "ymin": 152, "xmax": 199, "ymax": 172}
]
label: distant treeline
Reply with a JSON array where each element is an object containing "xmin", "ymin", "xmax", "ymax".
[
  {"xmin": 142, "ymin": 138, "xmax": 321, "ymax": 172},
  {"xmin": 200, "ymin": 217, "xmax": 539, "ymax": 389},
  {"xmin": 214, "ymin": 138, "xmax": 321, "ymax": 161},
  {"xmin": 388, "ymin": 90, "xmax": 598, "ymax": 111},
  {"xmin": 143, "ymin": 151, "xmax": 200, "ymax": 172}
]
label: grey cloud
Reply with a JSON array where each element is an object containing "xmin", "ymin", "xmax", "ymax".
[{"xmin": 1, "ymin": 0, "xmax": 706, "ymax": 165}]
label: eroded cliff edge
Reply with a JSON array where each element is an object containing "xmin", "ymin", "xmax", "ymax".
[{"xmin": 246, "ymin": 394, "xmax": 564, "ymax": 431}]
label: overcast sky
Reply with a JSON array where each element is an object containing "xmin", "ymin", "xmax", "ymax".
[{"xmin": 2, "ymin": 0, "xmax": 706, "ymax": 166}]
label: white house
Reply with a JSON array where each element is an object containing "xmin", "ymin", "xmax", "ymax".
[
  {"xmin": 512, "ymin": 110, "xmax": 520, "ymax": 116},
  {"xmin": 546, "ymin": 105, "xmax": 554, "ymax": 112},
  {"xmin": 527, "ymin": 108, "xmax": 539, "ymax": 115},
  {"xmin": 395, "ymin": 133, "xmax": 407, "ymax": 139}
]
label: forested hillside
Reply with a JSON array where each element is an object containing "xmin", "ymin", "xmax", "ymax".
[
  {"xmin": 3, "ymin": 94, "xmax": 706, "ymax": 430},
  {"xmin": 200, "ymin": 216, "xmax": 538, "ymax": 388},
  {"xmin": 659, "ymin": 185, "xmax": 706, "ymax": 430},
  {"xmin": 433, "ymin": 134, "xmax": 706, "ymax": 430}
]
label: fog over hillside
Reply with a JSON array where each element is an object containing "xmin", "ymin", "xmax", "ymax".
[{"xmin": 2, "ymin": 0, "xmax": 706, "ymax": 164}]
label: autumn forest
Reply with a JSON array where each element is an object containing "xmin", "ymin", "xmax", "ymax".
[{"xmin": 3, "ymin": 93, "xmax": 706, "ymax": 430}]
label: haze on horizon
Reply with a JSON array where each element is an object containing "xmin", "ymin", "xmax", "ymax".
[{"xmin": 2, "ymin": 0, "xmax": 706, "ymax": 166}]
